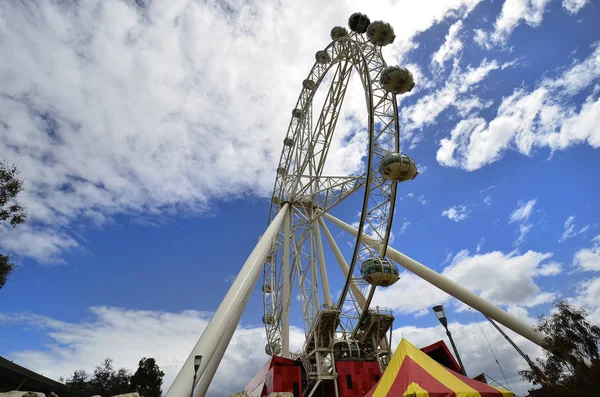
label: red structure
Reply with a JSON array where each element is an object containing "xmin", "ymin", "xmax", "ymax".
[
  {"xmin": 244, "ymin": 340, "xmax": 477, "ymax": 397},
  {"xmin": 246, "ymin": 356, "xmax": 302, "ymax": 397},
  {"xmin": 335, "ymin": 361, "xmax": 381, "ymax": 397},
  {"xmin": 420, "ymin": 340, "xmax": 462, "ymax": 373}
]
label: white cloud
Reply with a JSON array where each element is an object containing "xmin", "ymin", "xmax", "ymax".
[
  {"xmin": 431, "ymin": 20, "xmax": 463, "ymax": 68},
  {"xmin": 573, "ymin": 235, "xmax": 600, "ymax": 272},
  {"xmin": 402, "ymin": 59, "xmax": 507, "ymax": 143},
  {"xmin": 0, "ymin": 306, "xmax": 304, "ymax": 397},
  {"xmin": 569, "ymin": 277, "xmax": 600, "ymax": 323},
  {"xmin": 373, "ymin": 248, "xmax": 559, "ymax": 314},
  {"xmin": 559, "ymin": 215, "xmax": 590, "ymax": 242},
  {"xmin": 0, "ymin": 224, "xmax": 79, "ymax": 264},
  {"xmin": 509, "ymin": 199, "xmax": 537, "ymax": 223},
  {"xmin": 0, "ymin": 0, "xmax": 484, "ymax": 263},
  {"xmin": 436, "ymin": 43, "xmax": 600, "ymax": 170},
  {"xmin": 537, "ymin": 262, "xmax": 562, "ymax": 276},
  {"xmin": 399, "ymin": 221, "xmax": 412, "ymax": 235},
  {"xmin": 484, "ymin": 195, "xmax": 492, "ymax": 206},
  {"xmin": 562, "ymin": 0, "xmax": 589, "ymax": 14},
  {"xmin": 441, "ymin": 205, "xmax": 469, "ymax": 222},
  {"xmin": 476, "ymin": 0, "xmax": 551, "ymax": 47}
]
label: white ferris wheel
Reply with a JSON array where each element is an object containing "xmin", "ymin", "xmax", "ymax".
[
  {"xmin": 167, "ymin": 12, "xmax": 548, "ymax": 397},
  {"xmin": 262, "ymin": 11, "xmax": 417, "ymax": 382}
]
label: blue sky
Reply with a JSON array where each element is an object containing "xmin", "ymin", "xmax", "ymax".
[{"xmin": 1, "ymin": 0, "xmax": 599, "ymax": 396}]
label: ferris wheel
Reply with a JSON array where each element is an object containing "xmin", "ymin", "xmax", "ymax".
[
  {"xmin": 262, "ymin": 11, "xmax": 418, "ymax": 389},
  {"xmin": 167, "ymin": 13, "xmax": 550, "ymax": 397}
]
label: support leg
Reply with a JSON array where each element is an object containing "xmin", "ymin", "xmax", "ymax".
[
  {"xmin": 282, "ymin": 206, "xmax": 291, "ymax": 358},
  {"xmin": 322, "ymin": 212, "xmax": 547, "ymax": 349},
  {"xmin": 166, "ymin": 204, "xmax": 290, "ymax": 397},
  {"xmin": 314, "ymin": 220, "xmax": 332, "ymax": 306}
]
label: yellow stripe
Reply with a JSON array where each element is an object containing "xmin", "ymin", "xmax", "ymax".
[
  {"xmin": 371, "ymin": 341, "xmax": 407, "ymax": 397},
  {"xmin": 489, "ymin": 385, "xmax": 515, "ymax": 396},
  {"xmin": 374, "ymin": 339, "xmax": 483, "ymax": 397},
  {"xmin": 402, "ymin": 340, "xmax": 481, "ymax": 397},
  {"xmin": 404, "ymin": 382, "xmax": 430, "ymax": 396}
]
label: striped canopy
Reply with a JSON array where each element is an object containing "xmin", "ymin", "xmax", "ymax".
[{"xmin": 365, "ymin": 339, "xmax": 514, "ymax": 397}]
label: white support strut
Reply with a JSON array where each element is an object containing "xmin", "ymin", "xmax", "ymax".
[
  {"xmin": 322, "ymin": 212, "xmax": 548, "ymax": 349},
  {"xmin": 166, "ymin": 204, "xmax": 290, "ymax": 397},
  {"xmin": 313, "ymin": 220, "xmax": 332, "ymax": 306},
  {"xmin": 194, "ymin": 291, "xmax": 249, "ymax": 397},
  {"xmin": 317, "ymin": 217, "xmax": 365, "ymax": 308},
  {"xmin": 282, "ymin": 206, "xmax": 292, "ymax": 358}
]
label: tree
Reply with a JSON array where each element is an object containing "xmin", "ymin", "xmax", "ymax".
[
  {"xmin": 130, "ymin": 358, "xmax": 165, "ymax": 397},
  {"xmin": 0, "ymin": 161, "xmax": 27, "ymax": 289},
  {"xmin": 89, "ymin": 358, "xmax": 132, "ymax": 396},
  {"xmin": 519, "ymin": 301, "xmax": 600, "ymax": 397},
  {"xmin": 65, "ymin": 369, "xmax": 93, "ymax": 397}
]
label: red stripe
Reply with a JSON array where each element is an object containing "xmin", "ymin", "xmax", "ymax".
[{"xmin": 386, "ymin": 356, "xmax": 457, "ymax": 397}]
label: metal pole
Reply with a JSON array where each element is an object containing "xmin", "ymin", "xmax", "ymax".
[
  {"xmin": 322, "ymin": 212, "xmax": 548, "ymax": 349},
  {"xmin": 484, "ymin": 315, "xmax": 538, "ymax": 371},
  {"xmin": 166, "ymin": 204, "xmax": 290, "ymax": 397},
  {"xmin": 317, "ymin": 217, "xmax": 365, "ymax": 307},
  {"xmin": 445, "ymin": 329, "xmax": 467, "ymax": 376},
  {"xmin": 282, "ymin": 206, "xmax": 291, "ymax": 358},
  {"xmin": 314, "ymin": 220, "xmax": 332, "ymax": 306},
  {"xmin": 194, "ymin": 286, "xmax": 254, "ymax": 397}
]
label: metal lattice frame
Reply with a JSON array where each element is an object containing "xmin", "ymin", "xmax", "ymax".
[{"xmin": 264, "ymin": 32, "xmax": 400, "ymax": 385}]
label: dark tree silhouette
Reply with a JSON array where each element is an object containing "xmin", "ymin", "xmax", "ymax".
[
  {"xmin": 520, "ymin": 301, "xmax": 600, "ymax": 397},
  {"xmin": 65, "ymin": 369, "xmax": 93, "ymax": 397},
  {"xmin": 89, "ymin": 358, "xmax": 132, "ymax": 396},
  {"xmin": 0, "ymin": 161, "xmax": 27, "ymax": 289},
  {"xmin": 130, "ymin": 358, "xmax": 165, "ymax": 397}
]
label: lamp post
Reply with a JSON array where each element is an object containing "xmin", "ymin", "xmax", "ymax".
[
  {"xmin": 192, "ymin": 355, "xmax": 202, "ymax": 397},
  {"xmin": 432, "ymin": 305, "xmax": 467, "ymax": 376}
]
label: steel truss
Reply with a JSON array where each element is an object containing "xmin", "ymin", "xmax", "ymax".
[{"xmin": 264, "ymin": 31, "xmax": 400, "ymax": 392}]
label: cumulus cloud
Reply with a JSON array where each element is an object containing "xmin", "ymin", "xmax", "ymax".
[
  {"xmin": 402, "ymin": 58, "xmax": 511, "ymax": 143},
  {"xmin": 372, "ymin": 248, "xmax": 559, "ymax": 314},
  {"xmin": 436, "ymin": 42, "xmax": 600, "ymax": 170},
  {"xmin": 562, "ymin": 0, "xmax": 589, "ymax": 14},
  {"xmin": 475, "ymin": 0, "xmax": 551, "ymax": 47},
  {"xmin": 0, "ymin": 0, "xmax": 485, "ymax": 263},
  {"xmin": 442, "ymin": 205, "xmax": 469, "ymax": 222},
  {"xmin": 0, "ymin": 306, "xmax": 304, "ymax": 397},
  {"xmin": 573, "ymin": 235, "xmax": 600, "ymax": 272},
  {"xmin": 431, "ymin": 20, "xmax": 464, "ymax": 68}
]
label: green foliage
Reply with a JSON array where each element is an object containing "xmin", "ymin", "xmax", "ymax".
[
  {"xmin": 519, "ymin": 301, "xmax": 600, "ymax": 397},
  {"xmin": 130, "ymin": 358, "xmax": 165, "ymax": 397},
  {"xmin": 0, "ymin": 161, "xmax": 26, "ymax": 227},
  {"xmin": 65, "ymin": 369, "xmax": 93, "ymax": 397},
  {"xmin": 0, "ymin": 253, "xmax": 15, "ymax": 289},
  {"xmin": 0, "ymin": 161, "xmax": 27, "ymax": 289},
  {"xmin": 64, "ymin": 357, "xmax": 164, "ymax": 397},
  {"xmin": 89, "ymin": 358, "xmax": 132, "ymax": 396}
]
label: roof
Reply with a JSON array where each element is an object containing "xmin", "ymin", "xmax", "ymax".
[
  {"xmin": 0, "ymin": 356, "xmax": 70, "ymax": 395},
  {"xmin": 365, "ymin": 339, "xmax": 515, "ymax": 397},
  {"xmin": 420, "ymin": 340, "xmax": 463, "ymax": 374}
]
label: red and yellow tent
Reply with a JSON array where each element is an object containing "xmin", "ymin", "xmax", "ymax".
[{"xmin": 365, "ymin": 339, "xmax": 514, "ymax": 397}]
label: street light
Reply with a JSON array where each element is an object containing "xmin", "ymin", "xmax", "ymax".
[
  {"xmin": 191, "ymin": 355, "xmax": 202, "ymax": 397},
  {"xmin": 432, "ymin": 305, "xmax": 467, "ymax": 376}
]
